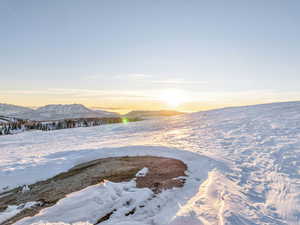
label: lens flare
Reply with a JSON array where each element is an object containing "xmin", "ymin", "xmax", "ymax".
[{"xmin": 122, "ymin": 117, "xmax": 129, "ymax": 124}]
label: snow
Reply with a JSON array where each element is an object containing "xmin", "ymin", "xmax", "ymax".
[
  {"xmin": 31, "ymin": 104, "xmax": 119, "ymax": 120},
  {"xmin": 0, "ymin": 119, "xmax": 8, "ymax": 123},
  {"xmin": 29, "ymin": 222, "xmax": 146, "ymax": 225},
  {"xmin": 136, "ymin": 167, "xmax": 149, "ymax": 177},
  {"xmin": 0, "ymin": 116, "xmax": 19, "ymax": 124},
  {"xmin": 0, "ymin": 202, "xmax": 39, "ymax": 224},
  {"xmin": 0, "ymin": 103, "xmax": 119, "ymax": 121},
  {"xmin": 1, "ymin": 101, "xmax": 300, "ymax": 224},
  {"xmin": 21, "ymin": 185, "xmax": 30, "ymax": 193},
  {"xmin": 0, "ymin": 104, "xmax": 34, "ymax": 117},
  {"xmin": 15, "ymin": 181, "xmax": 154, "ymax": 225}
]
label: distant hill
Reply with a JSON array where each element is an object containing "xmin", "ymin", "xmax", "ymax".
[
  {"xmin": 124, "ymin": 110, "xmax": 184, "ymax": 119},
  {"xmin": 0, "ymin": 116, "xmax": 17, "ymax": 124},
  {"xmin": 0, "ymin": 103, "xmax": 120, "ymax": 121},
  {"xmin": 93, "ymin": 109, "xmax": 120, "ymax": 118},
  {"xmin": 31, "ymin": 104, "xmax": 120, "ymax": 121},
  {"xmin": 0, "ymin": 103, "xmax": 34, "ymax": 116}
]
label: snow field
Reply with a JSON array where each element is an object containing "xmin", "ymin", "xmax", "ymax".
[{"xmin": 1, "ymin": 102, "xmax": 300, "ymax": 224}]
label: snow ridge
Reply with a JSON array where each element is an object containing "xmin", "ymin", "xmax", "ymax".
[
  {"xmin": 0, "ymin": 103, "xmax": 119, "ymax": 121},
  {"xmin": 0, "ymin": 104, "xmax": 34, "ymax": 116}
]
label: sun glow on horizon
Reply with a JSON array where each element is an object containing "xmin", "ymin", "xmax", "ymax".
[{"xmin": 159, "ymin": 90, "xmax": 189, "ymax": 108}]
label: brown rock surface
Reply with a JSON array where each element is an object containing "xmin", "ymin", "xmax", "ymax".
[{"xmin": 0, "ymin": 156, "xmax": 187, "ymax": 225}]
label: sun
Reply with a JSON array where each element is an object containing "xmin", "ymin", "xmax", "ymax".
[{"xmin": 159, "ymin": 90, "xmax": 187, "ymax": 108}]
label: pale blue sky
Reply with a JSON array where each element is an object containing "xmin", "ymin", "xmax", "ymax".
[{"xmin": 1, "ymin": 0, "xmax": 299, "ymax": 112}]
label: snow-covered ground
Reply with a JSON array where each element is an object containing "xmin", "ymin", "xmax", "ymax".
[{"xmin": 1, "ymin": 101, "xmax": 300, "ymax": 225}]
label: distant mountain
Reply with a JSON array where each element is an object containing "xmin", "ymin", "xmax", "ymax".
[
  {"xmin": 32, "ymin": 104, "xmax": 120, "ymax": 120},
  {"xmin": 0, "ymin": 116, "xmax": 15, "ymax": 124},
  {"xmin": 93, "ymin": 109, "xmax": 120, "ymax": 118},
  {"xmin": 0, "ymin": 115, "xmax": 24, "ymax": 124},
  {"xmin": 124, "ymin": 110, "xmax": 184, "ymax": 119},
  {"xmin": 0, "ymin": 103, "xmax": 120, "ymax": 121},
  {"xmin": 0, "ymin": 103, "xmax": 34, "ymax": 116}
]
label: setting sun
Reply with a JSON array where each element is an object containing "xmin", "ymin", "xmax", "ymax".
[{"xmin": 159, "ymin": 90, "xmax": 188, "ymax": 108}]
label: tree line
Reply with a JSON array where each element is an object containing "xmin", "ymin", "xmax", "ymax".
[{"xmin": 0, "ymin": 117, "xmax": 140, "ymax": 135}]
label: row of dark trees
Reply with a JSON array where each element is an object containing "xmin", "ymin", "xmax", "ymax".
[
  {"xmin": 0, "ymin": 123, "xmax": 24, "ymax": 135},
  {"xmin": 0, "ymin": 117, "xmax": 27, "ymax": 135},
  {"xmin": 0, "ymin": 117, "xmax": 141, "ymax": 135}
]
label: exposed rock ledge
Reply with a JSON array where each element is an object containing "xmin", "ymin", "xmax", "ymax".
[{"xmin": 0, "ymin": 156, "xmax": 187, "ymax": 225}]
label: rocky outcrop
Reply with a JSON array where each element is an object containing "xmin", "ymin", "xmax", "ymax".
[{"xmin": 0, "ymin": 156, "xmax": 187, "ymax": 225}]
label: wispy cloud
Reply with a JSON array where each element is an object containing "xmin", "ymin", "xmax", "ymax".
[
  {"xmin": 113, "ymin": 73, "xmax": 152, "ymax": 80},
  {"xmin": 0, "ymin": 88, "xmax": 155, "ymax": 100},
  {"xmin": 82, "ymin": 74, "xmax": 206, "ymax": 87},
  {"xmin": 152, "ymin": 79, "xmax": 208, "ymax": 85},
  {"xmin": 82, "ymin": 73, "xmax": 152, "ymax": 81}
]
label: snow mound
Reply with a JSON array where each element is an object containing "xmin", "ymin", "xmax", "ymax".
[{"xmin": 15, "ymin": 181, "xmax": 153, "ymax": 225}]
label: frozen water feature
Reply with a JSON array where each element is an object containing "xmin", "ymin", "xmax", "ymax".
[{"xmin": 1, "ymin": 101, "xmax": 300, "ymax": 224}]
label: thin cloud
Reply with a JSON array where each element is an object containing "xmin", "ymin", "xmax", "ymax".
[
  {"xmin": 81, "ymin": 74, "xmax": 108, "ymax": 80},
  {"xmin": 152, "ymin": 79, "xmax": 208, "ymax": 85},
  {"xmin": 113, "ymin": 73, "xmax": 152, "ymax": 80},
  {"xmin": 0, "ymin": 88, "xmax": 155, "ymax": 100}
]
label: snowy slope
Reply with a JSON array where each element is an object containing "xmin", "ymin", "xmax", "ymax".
[
  {"xmin": 0, "ymin": 104, "xmax": 34, "ymax": 117},
  {"xmin": 0, "ymin": 116, "xmax": 19, "ymax": 124},
  {"xmin": 0, "ymin": 117, "xmax": 10, "ymax": 123},
  {"xmin": 1, "ymin": 101, "xmax": 300, "ymax": 225},
  {"xmin": 0, "ymin": 104, "xmax": 120, "ymax": 121}
]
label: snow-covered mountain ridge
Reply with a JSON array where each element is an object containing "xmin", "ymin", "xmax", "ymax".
[
  {"xmin": 0, "ymin": 103, "xmax": 119, "ymax": 121},
  {"xmin": 0, "ymin": 103, "xmax": 34, "ymax": 116}
]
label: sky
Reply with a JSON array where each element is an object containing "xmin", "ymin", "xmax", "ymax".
[{"xmin": 1, "ymin": 0, "xmax": 300, "ymax": 113}]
